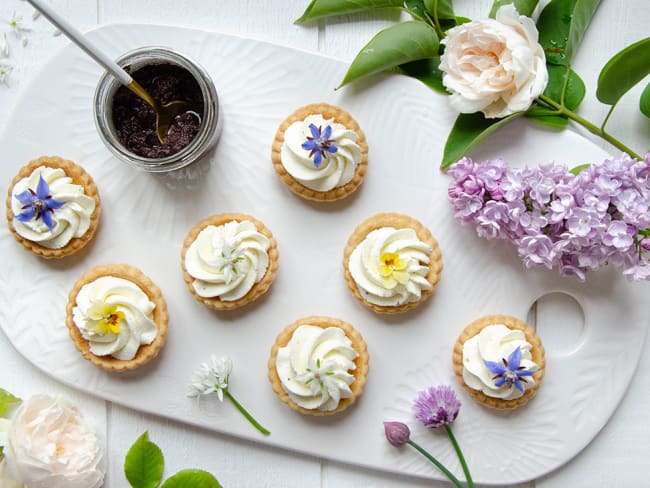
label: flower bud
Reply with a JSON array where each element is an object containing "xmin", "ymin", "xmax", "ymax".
[
  {"xmin": 383, "ymin": 421, "xmax": 410, "ymax": 447},
  {"xmin": 641, "ymin": 237, "xmax": 650, "ymax": 252}
]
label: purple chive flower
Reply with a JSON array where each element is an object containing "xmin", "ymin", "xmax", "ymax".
[
  {"xmin": 447, "ymin": 153, "xmax": 650, "ymax": 281},
  {"xmin": 484, "ymin": 347, "xmax": 535, "ymax": 393},
  {"xmin": 383, "ymin": 421, "xmax": 410, "ymax": 447},
  {"xmin": 301, "ymin": 123, "xmax": 338, "ymax": 168},
  {"xmin": 14, "ymin": 175, "xmax": 65, "ymax": 231},
  {"xmin": 414, "ymin": 385, "xmax": 461, "ymax": 429}
]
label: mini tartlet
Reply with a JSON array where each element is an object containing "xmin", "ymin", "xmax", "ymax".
[
  {"xmin": 271, "ymin": 102, "xmax": 368, "ymax": 202},
  {"xmin": 343, "ymin": 212, "xmax": 443, "ymax": 314},
  {"xmin": 180, "ymin": 213, "xmax": 279, "ymax": 311},
  {"xmin": 268, "ymin": 316, "xmax": 369, "ymax": 416},
  {"xmin": 65, "ymin": 264, "xmax": 169, "ymax": 372},
  {"xmin": 5, "ymin": 156, "xmax": 101, "ymax": 258},
  {"xmin": 452, "ymin": 314, "xmax": 546, "ymax": 410}
]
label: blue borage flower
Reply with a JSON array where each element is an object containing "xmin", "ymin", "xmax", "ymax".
[
  {"xmin": 484, "ymin": 346, "xmax": 535, "ymax": 392},
  {"xmin": 14, "ymin": 175, "xmax": 65, "ymax": 231},
  {"xmin": 301, "ymin": 123, "xmax": 338, "ymax": 168}
]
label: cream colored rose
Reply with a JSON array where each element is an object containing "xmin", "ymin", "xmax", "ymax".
[
  {"xmin": 0, "ymin": 458, "xmax": 24, "ymax": 488},
  {"xmin": 2, "ymin": 395, "xmax": 105, "ymax": 488},
  {"xmin": 439, "ymin": 4, "xmax": 548, "ymax": 118}
]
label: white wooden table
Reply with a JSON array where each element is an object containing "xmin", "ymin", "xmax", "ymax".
[{"xmin": 1, "ymin": 1, "xmax": 648, "ymax": 486}]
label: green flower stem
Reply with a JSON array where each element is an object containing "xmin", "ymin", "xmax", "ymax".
[
  {"xmin": 537, "ymin": 94, "xmax": 642, "ymax": 160},
  {"xmin": 406, "ymin": 439, "xmax": 465, "ymax": 488},
  {"xmin": 431, "ymin": 0, "xmax": 445, "ymax": 39},
  {"xmin": 445, "ymin": 425, "xmax": 474, "ymax": 488},
  {"xmin": 224, "ymin": 389, "xmax": 270, "ymax": 436}
]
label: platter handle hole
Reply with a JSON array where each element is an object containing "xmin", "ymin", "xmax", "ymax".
[{"xmin": 530, "ymin": 292, "xmax": 585, "ymax": 356}]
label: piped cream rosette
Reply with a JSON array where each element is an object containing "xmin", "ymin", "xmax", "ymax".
[
  {"xmin": 268, "ymin": 316, "xmax": 369, "ymax": 416},
  {"xmin": 452, "ymin": 314, "xmax": 546, "ymax": 410},
  {"xmin": 5, "ymin": 156, "xmax": 101, "ymax": 258},
  {"xmin": 65, "ymin": 264, "xmax": 168, "ymax": 372},
  {"xmin": 343, "ymin": 213, "xmax": 443, "ymax": 313},
  {"xmin": 271, "ymin": 103, "xmax": 368, "ymax": 202},
  {"xmin": 180, "ymin": 213, "xmax": 279, "ymax": 310}
]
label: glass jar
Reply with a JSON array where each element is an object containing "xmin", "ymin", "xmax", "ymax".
[{"xmin": 93, "ymin": 46, "xmax": 222, "ymax": 173}]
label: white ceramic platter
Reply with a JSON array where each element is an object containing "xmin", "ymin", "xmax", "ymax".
[{"xmin": 1, "ymin": 24, "xmax": 648, "ymax": 485}]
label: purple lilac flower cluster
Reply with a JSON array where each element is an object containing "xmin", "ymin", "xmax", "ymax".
[{"xmin": 447, "ymin": 153, "xmax": 650, "ymax": 282}]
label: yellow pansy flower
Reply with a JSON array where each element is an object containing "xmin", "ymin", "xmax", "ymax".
[
  {"xmin": 379, "ymin": 252, "xmax": 410, "ymax": 288},
  {"xmin": 87, "ymin": 301, "xmax": 124, "ymax": 335}
]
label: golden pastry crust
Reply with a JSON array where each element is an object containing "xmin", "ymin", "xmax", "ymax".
[
  {"xmin": 452, "ymin": 314, "xmax": 546, "ymax": 410},
  {"xmin": 180, "ymin": 213, "xmax": 279, "ymax": 311},
  {"xmin": 5, "ymin": 156, "xmax": 101, "ymax": 259},
  {"xmin": 343, "ymin": 212, "xmax": 443, "ymax": 314},
  {"xmin": 271, "ymin": 103, "xmax": 368, "ymax": 202},
  {"xmin": 268, "ymin": 316, "xmax": 369, "ymax": 416},
  {"xmin": 65, "ymin": 264, "xmax": 169, "ymax": 372}
]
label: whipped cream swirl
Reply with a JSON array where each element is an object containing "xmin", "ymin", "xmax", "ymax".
[
  {"xmin": 184, "ymin": 220, "xmax": 270, "ymax": 301},
  {"xmin": 348, "ymin": 227, "xmax": 433, "ymax": 307},
  {"xmin": 280, "ymin": 114, "xmax": 362, "ymax": 191},
  {"xmin": 72, "ymin": 276, "xmax": 158, "ymax": 360},
  {"xmin": 276, "ymin": 325, "xmax": 358, "ymax": 411},
  {"xmin": 462, "ymin": 324, "xmax": 539, "ymax": 400},
  {"xmin": 11, "ymin": 166, "xmax": 96, "ymax": 249}
]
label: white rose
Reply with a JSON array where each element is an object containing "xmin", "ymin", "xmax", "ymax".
[
  {"xmin": 439, "ymin": 4, "xmax": 548, "ymax": 118},
  {"xmin": 0, "ymin": 459, "xmax": 24, "ymax": 488},
  {"xmin": 2, "ymin": 395, "xmax": 105, "ymax": 488}
]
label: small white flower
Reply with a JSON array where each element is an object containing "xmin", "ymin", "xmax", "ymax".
[
  {"xmin": 0, "ymin": 64, "xmax": 13, "ymax": 86},
  {"xmin": 0, "ymin": 33, "xmax": 9, "ymax": 58},
  {"xmin": 6, "ymin": 13, "xmax": 32, "ymax": 37},
  {"xmin": 52, "ymin": 28, "xmax": 61, "ymax": 37},
  {"xmin": 295, "ymin": 357, "xmax": 339, "ymax": 397},
  {"xmin": 187, "ymin": 355, "xmax": 232, "ymax": 402}
]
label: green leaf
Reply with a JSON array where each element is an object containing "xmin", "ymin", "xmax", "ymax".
[
  {"xmin": 161, "ymin": 470, "xmax": 222, "ymax": 488},
  {"xmin": 596, "ymin": 37, "xmax": 650, "ymax": 106},
  {"xmin": 488, "ymin": 0, "xmax": 538, "ymax": 17},
  {"xmin": 338, "ymin": 21, "xmax": 439, "ymax": 88},
  {"xmin": 537, "ymin": 0, "xmax": 601, "ymax": 65},
  {"xmin": 0, "ymin": 388, "xmax": 21, "ymax": 417},
  {"xmin": 543, "ymin": 65, "xmax": 586, "ymax": 110},
  {"xmin": 124, "ymin": 432, "xmax": 164, "ymax": 488},
  {"xmin": 640, "ymin": 82, "xmax": 650, "ymax": 119},
  {"xmin": 424, "ymin": 0, "xmax": 455, "ymax": 20},
  {"xmin": 569, "ymin": 163, "xmax": 591, "ymax": 175},
  {"xmin": 404, "ymin": 0, "xmax": 426, "ymax": 19},
  {"xmin": 295, "ymin": 0, "xmax": 404, "ymax": 24},
  {"xmin": 391, "ymin": 58, "xmax": 447, "ymax": 94},
  {"xmin": 441, "ymin": 112, "xmax": 522, "ymax": 169}
]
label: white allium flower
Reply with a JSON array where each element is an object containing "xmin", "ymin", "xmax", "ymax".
[
  {"xmin": 186, "ymin": 355, "xmax": 270, "ymax": 436},
  {"xmin": 187, "ymin": 355, "xmax": 233, "ymax": 401},
  {"xmin": 0, "ymin": 33, "xmax": 9, "ymax": 58},
  {"xmin": 0, "ymin": 64, "xmax": 13, "ymax": 86},
  {"xmin": 6, "ymin": 13, "xmax": 31, "ymax": 37}
]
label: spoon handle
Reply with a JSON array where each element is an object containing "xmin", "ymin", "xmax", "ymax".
[{"xmin": 25, "ymin": 0, "xmax": 133, "ymax": 86}]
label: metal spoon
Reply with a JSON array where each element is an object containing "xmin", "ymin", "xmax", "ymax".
[{"xmin": 26, "ymin": 0, "xmax": 188, "ymax": 144}]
